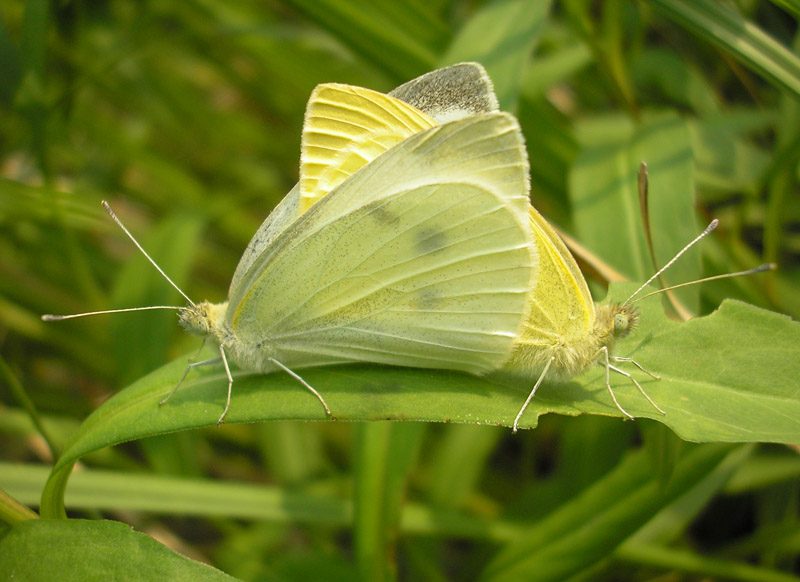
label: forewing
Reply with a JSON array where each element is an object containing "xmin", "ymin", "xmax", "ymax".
[{"xmin": 229, "ymin": 113, "xmax": 533, "ymax": 373}]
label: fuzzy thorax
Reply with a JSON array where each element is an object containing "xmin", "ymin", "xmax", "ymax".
[
  {"xmin": 177, "ymin": 300, "xmax": 283, "ymax": 373},
  {"xmin": 505, "ymin": 303, "xmax": 639, "ymax": 380}
]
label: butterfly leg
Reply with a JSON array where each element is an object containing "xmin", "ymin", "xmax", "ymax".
[
  {"xmin": 512, "ymin": 357, "xmax": 554, "ymax": 433},
  {"xmin": 159, "ymin": 345, "xmax": 235, "ymax": 425},
  {"xmin": 601, "ymin": 347, "xmax": 634, "ymax": 419},
  {"xmin": 217, "ymin": 345, "xmax": 234, "ymax": 425},
  {"xmin": 268, "ymin": 357, "xmax": 333, "ymax": 419},
  {"xmin": 160, "ymin": 356, "xmax": 221, "ymax": 407},
  {"xmin": 608, "ymin": 361, "xmax": 665, "ymax": 415},
  {"xmin": 612, "ymin": 356, "xmax": 660, "ymax": 380}
]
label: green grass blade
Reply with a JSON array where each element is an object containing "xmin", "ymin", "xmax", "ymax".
[
  {"xmin": 481, "ymin": 444, "xmax": 736, "ymax": 581},
  {"xmin": 652, "ymin": 0, "xmax": 800, "ymax": 98},
  {"xmin": 281, "ymin": 0, "xmax": 443, "ymax": 80}
]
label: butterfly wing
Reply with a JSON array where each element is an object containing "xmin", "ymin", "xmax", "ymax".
[
  {"xmin": 227, "ymin": 113, "xmax": 533, "ymax": 374},
  {"xmin": 230, "ymin": 63, "xmax": 500, "ymax": 291},
  {"xmin": 389, "ymin": 62, "xmax": 499, "ymax": 122},
  {"xmin": 299, "ymin": 84, "xmax": 437, "ymax": 214},
  {"xmin": 231, "ymin": 88, "xmax": 435, "ymax": 292},
  {"xmin": 229, "ymin": 182, "xmax": 302, "ymax": 293},
  {"xmin": 517, "ymin": 206, "xmax": 595, "ymax": 348}
]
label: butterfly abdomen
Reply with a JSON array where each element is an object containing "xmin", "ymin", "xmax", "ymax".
[{"xmin": 505, "ymin": 328, "xmax": 604, "ymax": 380}]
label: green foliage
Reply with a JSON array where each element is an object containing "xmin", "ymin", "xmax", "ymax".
[
  {"xmin": 0, "ymin": 519, "xmax": 235, "ymax": 581},
  {"xmin": 1, "ymin": 1, "xmax": 798, "ymax": 580}
]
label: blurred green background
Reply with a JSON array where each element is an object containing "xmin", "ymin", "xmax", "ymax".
[{"xmin": 1, "ymin": 1, "xmax": 799, "ymax": 580}]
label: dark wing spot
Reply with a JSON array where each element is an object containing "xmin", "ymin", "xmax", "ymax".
[
  {"xmin": 416, "ymin": 228, "xmax": 447, "ymax": 254},
  {"xmin": 414, "ymin": 289, "xmax": 441, "ymax": 310},
  {"xmin": 370, "ymin": 204, "xmax": 399, "ymax": 225}
]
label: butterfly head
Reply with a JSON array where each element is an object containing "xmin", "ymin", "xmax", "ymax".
[
  {"xmin": 611, "ymin": 304, "xmax": 639, "ymax": 339},
  {"xmin": 593, "ymin": 303, "xmax": 639, "ymax": 352},
  {"xmin": 178, "ymin": 301, "xmax": 227, "ymax": 339}
]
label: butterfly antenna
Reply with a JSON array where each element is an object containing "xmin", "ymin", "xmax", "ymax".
[
  {"xmin": 629, "ymin": 263, "xmax": 776, "ymax": 304},
  {"xmin": 622, "ymin": 219, "xmax": 719, "ymax": 306},
  {"xmin": 101, "ymin": 200, "xmax": 195, "ymax": 306},
  {"xmin": 42, "ymin": 305, "xmax": 183, "ymax": 321}
]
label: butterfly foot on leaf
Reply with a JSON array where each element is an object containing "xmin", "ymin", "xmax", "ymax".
[
  {"xmin": 614, "ymin": 356, "xmax": 661, "ymax": 381},
  {"xmin": 607, "ymin": 359, "xmax": 665, "ymax": 417},
  {"xmin": 614, "ymin": 400, "xmax": 636, "ymax": 421}
]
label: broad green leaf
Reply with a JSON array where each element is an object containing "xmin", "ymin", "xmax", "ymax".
[
  {"xmin": 572, "ymin": 113, "xmax": 700, "ymax": 311},
  {"xmin": 39, "ymin": 284, "xmax": 800, "ymax": 518},
  {"xmin": 0, "ymin": 519, "xmax": 235, "ymax": 581}
]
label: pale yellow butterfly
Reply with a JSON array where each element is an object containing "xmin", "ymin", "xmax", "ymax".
[
  {"xmin": 505, "ymin": 205, "xmax": 774, "ymax": 431},
  {"xmin": 504, "ymin": 206, "xmax": 659, "ymax": 431},
  {"xmin": 299, "ymin": 84, "xmax": 437, "ymax": 214},
  {"xmin": 44, "ymin": 64, "xmax": 535, "ymax": 424},
  {"xmin": 260, "ymin": 65, "xmax": 660, "ymax": 432}
]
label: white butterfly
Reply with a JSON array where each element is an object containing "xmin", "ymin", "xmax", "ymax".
[{"xmin": 46, "ymin": 64, "xmax": 537, "ymax": 424}]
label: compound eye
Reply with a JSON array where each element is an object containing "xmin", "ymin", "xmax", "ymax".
[
  {"xmin": 612, "ymin": 306, "xmax": 639, "ymax": 338},
  {"xmin": 614, "ymin": 312, "xmax": 629, "ymax": 333}
]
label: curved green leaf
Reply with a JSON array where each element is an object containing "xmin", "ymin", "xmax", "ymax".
[{"xmin": 40, "ymin": 283, "xmax": 800, "ymax": 517}]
